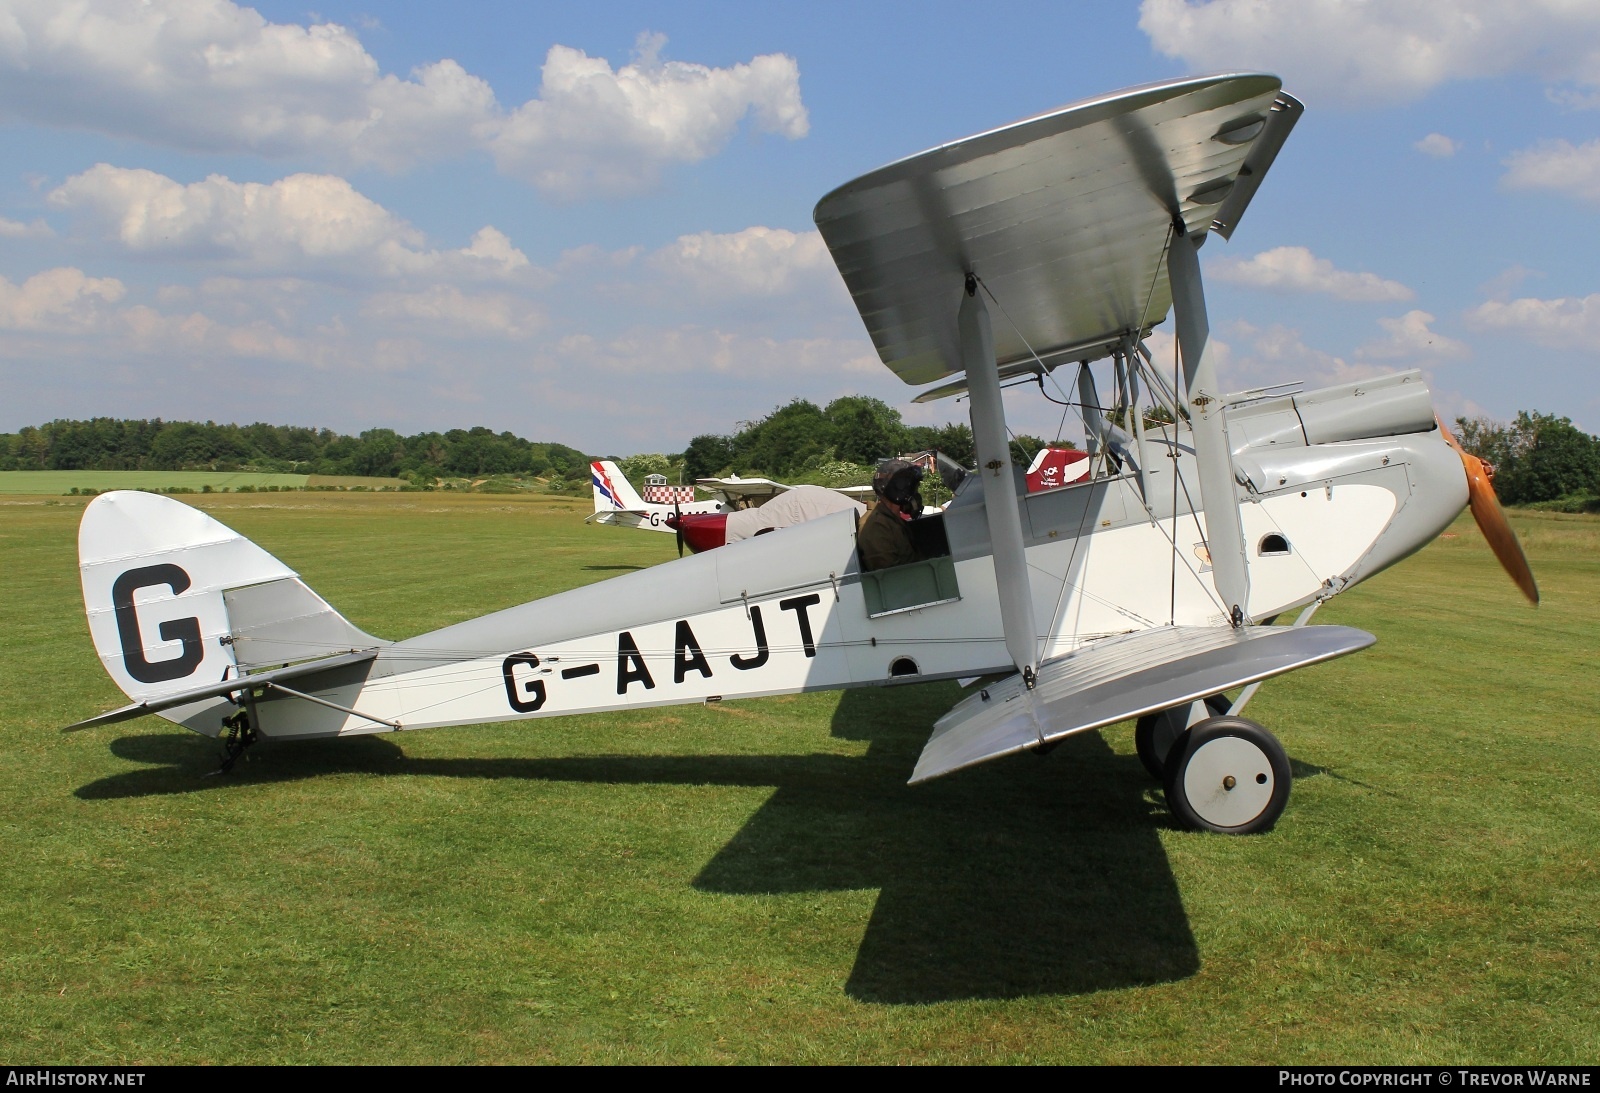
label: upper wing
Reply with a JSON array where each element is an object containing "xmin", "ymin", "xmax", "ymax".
[
  {"xmin": 910, "ymin": 623, "xmax": 1372, "ymax": 784},
  {"xmin": 696, "ymin": 477, "xmax": 791, "ymax": 504},
  {"xmin": 814, "ymin": 74, "xmax": 1301, "ymax": 388}
]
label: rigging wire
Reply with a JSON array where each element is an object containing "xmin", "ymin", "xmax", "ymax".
[
  {"xmin": 955, "ymin": 263, "xmax": 1227, "ymax": 634},
  {"xmin": 1053, "ymin": 384, "xmax": 1073, "ymax": 449},
  {"xmin": 973, "ymin": 276, "xmax": 1091, "ymax": 415},
  {"xmin": 970, "ymin": 275, "xmax": 1195, "ymax": 647}
]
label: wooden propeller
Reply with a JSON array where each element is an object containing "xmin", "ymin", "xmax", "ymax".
[{"xmin": 1437, "ymin": 417, "xmax": 1539, "ymax": 605}]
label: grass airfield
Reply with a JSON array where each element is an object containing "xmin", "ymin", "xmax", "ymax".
[
  {"xmin": 0, "ymin": 471, "xmax": 412, "ymax": 494},
  {"xmin": 1, "ymin": 490, "xmax": 1595, "ymax": 1064}
]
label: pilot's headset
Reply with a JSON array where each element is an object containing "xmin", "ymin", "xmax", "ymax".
[{"xmin": 872, "ymin": 458, "xmax": 925, "ymax": 518}]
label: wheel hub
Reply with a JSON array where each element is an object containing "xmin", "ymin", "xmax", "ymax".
[{"xmin": 1181, "ymin": 737, "xmax": 1275, "ymax": 828}]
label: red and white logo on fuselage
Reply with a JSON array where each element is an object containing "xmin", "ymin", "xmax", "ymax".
[{"xmin": 1026, "ymin": 448, "xmax": 1089, "ymax": 493}]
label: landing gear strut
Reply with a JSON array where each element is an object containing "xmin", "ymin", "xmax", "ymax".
[
  {"xmin": 1134, "ymin": 694, "xmax": 1231, "ymax": 779},
  {"xmin": 207, "ymin": 709, "xmax": 259, "ymax": 776},
  {"xmin": 1162, "ymin": 716, "xmax": 1291, "ymax": 835}
]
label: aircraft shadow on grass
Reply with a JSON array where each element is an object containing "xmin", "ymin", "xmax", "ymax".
[{"xmin": 78, "ymin": 684, "xmax": 1200, "ymax": 1003}]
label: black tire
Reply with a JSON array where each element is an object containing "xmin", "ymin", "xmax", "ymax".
[
  {"xmin": 1134, "ymin": 694, "xmax": 1231, "ymax": 780},
  {"xmin": 1162, "ymin": 716, "xmax": 1291, "ymax": 835}
]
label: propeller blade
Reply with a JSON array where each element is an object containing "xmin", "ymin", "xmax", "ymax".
[
  {"xmin": 1438, "ymin": 418, "xmax": 1539, "ymax": 605},
  {"xmin": 673, "ymin": 501, "xmax": 684, "ymax": 558}
]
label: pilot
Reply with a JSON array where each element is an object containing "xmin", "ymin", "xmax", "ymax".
[{"xmin": 857, "ymin": 458, "xmax": 926, "ymax": 571}]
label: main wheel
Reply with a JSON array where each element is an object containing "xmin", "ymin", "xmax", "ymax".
[
  {"xmin": 1135, "ymin": 694, "xmax": 1231, "ymax": 779},
  {"xmin": 1162, "ymin": 716, "xmax": 1291, "ymax": 835}
]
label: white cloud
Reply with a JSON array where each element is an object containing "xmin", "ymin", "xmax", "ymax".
[
  {"xmin": 490, "ymin": 37, "xmax": 808, "ymax": 198},
  {"xmin": 0, "ymin": 269, "xmax": 339, "ymax": 366},
  {"xmin": 1139, "ymin": 0, "xmax": 1600, "ymax": 106},
  {"xmin": 117, "ymin": 306, "xmax": 318, "ymax": 365},
  {"xmin": 0, "ymin": 267, "xmax": 125, "ymax": 332},
  {"xmin": 1212, "ymin": 246, "xmax": 1414, "ymax": 302},
  {"xmin": 0, "ymin": 0, "xmax": 486, "ymax": 168},
  {"xmin": 47, "ymin": 165, "xmax": 533, "ymax": 282},
  {"xmin": 362, "ymin": 286, "xmax": 544, "ymax": 339},
  {"xmin": 1416, "ymin": 133, "xmax": 1460, "ymax": 157},
  {"xmin": 0, "ymin": 215, "xmax": 53, "ymax": 238},
  {"xmin": 0, "ymin": 3, "xmax": 806, "ymax": 195},
  {"xmin": 548, "ymin": 327, "xmax": 878, "ymax": 377},
  {"xmin": 1479, "ymin": 265, "xmax": 1543, "ymax": 302},
  {"xmin": 1502, "ymin": 138, "xmax": 1600, "ymax": 203},
  {"xmin": 1466, "ymin": 293, "xmax": 1600, "ymax": 351},
  {"xmin": 454, "ymin": 228, "xmax": 531, "ymax": 277},
  {"xmin": 0, "ymin": 278, "xmax": 420, "ymax": 376},
  {"xmin": 1356, "ymin": 310, "xmax": 1469, "ymax": 360},
  {"xmin": 645, "ymin": 227, "xmax": 832, "ymax": 296},
  {"xmin": 1214, "ymin": 320, "xmax": 1394, "ymax": 392},
  {"xmin": 557, "ymin": 243, "xmax": 644, "ymax": 272}
]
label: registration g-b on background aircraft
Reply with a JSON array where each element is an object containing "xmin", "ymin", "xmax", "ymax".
[{"xmin": 68, "ymin": 74, "xmax": 1536, "ymax": 835}]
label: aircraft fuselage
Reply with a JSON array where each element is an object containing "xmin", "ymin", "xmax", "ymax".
[{"xmin": 224, "ymin": 372, "xmax": 1465, "ymax": 741}]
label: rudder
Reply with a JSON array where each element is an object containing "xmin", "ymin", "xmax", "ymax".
[
  {"xmin": 78, "ymin": 491, "xmax": 382, "ymax": 735},
  {"xmin": 590, "ymin": 460, "xmax": 647, "ymax": 512}
]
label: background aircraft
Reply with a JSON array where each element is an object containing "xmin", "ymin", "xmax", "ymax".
[
  {"xmin": 668, "ymin": 485, "xmax": 864, "ymax": 554},
  {"xmin": 585, "ymin": 459, "xmax": 727, "ymax": 534},
  {"xmin": 588, "ymin": 457, "xmax": 873, "ymax": 553}
]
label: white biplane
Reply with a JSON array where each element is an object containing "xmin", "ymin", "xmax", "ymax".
[{"xmin": 67, "ymin": 74, "xmax": 1536, "ymax": 834}]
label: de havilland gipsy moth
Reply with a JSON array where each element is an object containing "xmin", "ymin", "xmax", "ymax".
[{"xmin": 67, "ymin": 74, "xmax": 1536, "ymax": 835}]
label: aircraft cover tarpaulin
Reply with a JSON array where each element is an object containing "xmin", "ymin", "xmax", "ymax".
[
  {"xmin": 724, "ymin": 485, "xmax": 865, "ymax": 544},
  {"xmin": 814, "ymin": 73, "xmax": 1302, "ymax": 387}
]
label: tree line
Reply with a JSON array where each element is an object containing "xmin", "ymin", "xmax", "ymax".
[
  {"xmin": 5, "ymin": 405, "xmax": 1592, "ymax": 508},
  {"xmin": 0, "ymin": 418, "xmax": 593, "ymax": 483},
  {"xmin": 1454, "ymin": 412, "xmax": 1600, "ymax": 508},
  {"xmin": 680, "ymin": 395, "xmax": 1057, "ymax": 482}
]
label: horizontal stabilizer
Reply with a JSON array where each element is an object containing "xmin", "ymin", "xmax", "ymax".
[
  {"xmin": 910, "ymin": 624, "xmax": 1373, "ymax": 783},
  {"xmin": 64, "ymin": 648, "xmax": 378, "ymax": 731}
]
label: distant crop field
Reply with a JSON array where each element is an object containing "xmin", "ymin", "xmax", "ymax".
[
  {"xmin": 0, "ymin": 470, "xmax": 309, "ymax": 493},
  {"xmin": 304, "ymin": 474, "xmax": 408, "ymax": 489},
  {"xmin": 0, "ymin": 493, "xmax": 1595, "ymax": 1063}
]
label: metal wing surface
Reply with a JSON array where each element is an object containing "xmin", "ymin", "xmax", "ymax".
[
  {"xmin": 697, "ymin": 477, "xmax": 791, "ymax": 502},
  {"xmin": 814, "ymin": 74, "xmax": 1302, "ymax": 387},
  {"xmin": 910, "ymin": 624, "xmax": 1373, "ymax": 784}
]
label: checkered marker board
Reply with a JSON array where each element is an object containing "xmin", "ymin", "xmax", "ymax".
[{"xmin": 642, "ymin": 484, "xmax": 697, "ymax": 504}]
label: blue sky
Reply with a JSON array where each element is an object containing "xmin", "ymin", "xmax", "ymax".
[{"xmin": 3, "ymin": 0, "xmax": 1598, "ymax": 454}]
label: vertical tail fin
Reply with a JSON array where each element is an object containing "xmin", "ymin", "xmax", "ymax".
[
  {"xmin": 78, "ymin": 491, "xmax": 381, "ymax": 734},
  {"xmin": 590, "ymin": 460, "xmax": 648, "ymax": 512}
]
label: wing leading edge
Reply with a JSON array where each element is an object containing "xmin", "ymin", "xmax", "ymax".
[{"xmin": 910, "ymin": 624, "xmax": 1373, "ymax": 784}]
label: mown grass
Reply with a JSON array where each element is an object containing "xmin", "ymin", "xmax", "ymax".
[
  {"xmin": 0, "ymin": 470, "xmax": 416, "ymax": 493},
  {"xmin": 0, "ymin": 494, "xmax": 1594, "ymax": 1063}
]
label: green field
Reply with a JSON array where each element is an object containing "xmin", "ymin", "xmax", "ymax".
[
  {"xmin": 0, "ymin": 470, "xmax": 310, "ymax": 493},
  {"xmin": 0, "ymin": 471, "xmax": 412, "ymax": 494},
  {"xmin": 0, "ymin": 491, "xmax": 1595, "ymax": 1063}
]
